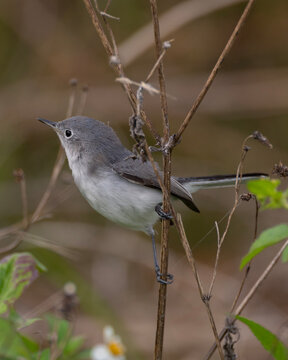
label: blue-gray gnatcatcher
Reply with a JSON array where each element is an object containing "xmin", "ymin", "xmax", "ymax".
[{"xmin": 39, "ymin": 116, "xmax": 267, "ymax": 283}]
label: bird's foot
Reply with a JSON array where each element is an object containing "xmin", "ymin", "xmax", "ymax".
[
  {"xmin": 155, "ymin": 203, "xmax": 173, "ymax": 224},
  {"xmin": 155, "ymin": 265, "xmax": 174, "ymax": 285}
]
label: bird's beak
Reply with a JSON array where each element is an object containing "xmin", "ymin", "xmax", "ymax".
[{"xmin": 38, "ymin": 117, "xmax": 57, "ymax": 129}]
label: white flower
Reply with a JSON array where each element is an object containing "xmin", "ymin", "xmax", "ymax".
[{"xmin": 91, "ymin": 326, "xmax": 126, "ymax": 360}]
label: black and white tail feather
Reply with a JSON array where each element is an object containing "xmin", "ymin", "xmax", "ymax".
[{"xmin": 178, "ymin": 173, "xmax": 267, "ymax": 195}]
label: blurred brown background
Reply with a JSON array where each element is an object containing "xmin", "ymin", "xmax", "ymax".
[{"xmin": 0, "ymin": 0, "xmax": 288, "ymax": 359}]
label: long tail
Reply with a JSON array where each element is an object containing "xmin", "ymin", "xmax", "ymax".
[{"xmin": 177, "ymin": 173, "xmax": 268, "ymax": 194}]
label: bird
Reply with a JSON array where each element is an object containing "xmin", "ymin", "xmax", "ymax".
[{"xmin": 38, "ymin": 116, "xmax": 267, "ymax": 283}]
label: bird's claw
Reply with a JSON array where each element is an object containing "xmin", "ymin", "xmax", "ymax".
[
  {"xmin": 155, "ymin": 203, "xmax": 173, "ymax": 221},
  {"xmin": 155, "ymin": 265, "xmax": 174, "ymax": 285}
]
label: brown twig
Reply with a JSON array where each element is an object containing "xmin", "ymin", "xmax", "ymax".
[
  {"xmin": 204, "ymin": 239, "xmax": 288, "ymax": 360},
  {"xmin": 173, "ymin": 0, "xmax": 256, "ymax": 146},
  {"xmin": 13, "ymin": 168, "xmax": 29, "ymax": 229},
  {"xmin": 88, "ymin": 0, "xmax": 135, "ymax": 111},
  {"xmin": 176, "ymin": 133, "xmax": 257, "ymax": 358},
  {"xmin": 77, "ymin": 85, "xmax": 89, "ymax": 115},
  {"xmin": 208, "ymin": 221, "xmax": 221, "ymax": 296},
  {"xmin": 66, "ymin": 78, "xmax": 78, "ymax": 116},
  {"xmin": 149, "ymin": 1, "xmax": 172, "ymax": 359},
  {"xmin": 0, "ymin": 169, "xmax": 31, "ymax": 254},
  {"xmin": 145, "ymin": 42, "xmax": 172, "ymax": 83},
  {"xmin": 229, "ymin": 196, "xmax": 259, "ymax": 313},
  {"xmin": 31, "ymin": 79, "xmax": 77, "ymax": 223},
  {"xmin": 0, "ymin": 80, "xmax": 78, "ymax": 254},
  {"xmin": 83, "ymin": 0, "xmax": 113, "ymax": 56},
  {"xmin": 118, "ymin": 0, "xmax": 247, "ymax": 67},
  {"xmin": 206, "ymin": 134, "xmax": 251, "ymax": 298},
  {"xmin": 176, "ymin": 215, "xmax": 204, "ymax": 295},
  {"xmin": 31, "ymin": 149, "xmax": 66, "ymax": 224},
  {"xmin": 82, "ymin": 0, "xmax": 161, "ymax": 142},
  {"xmin": 176, "ymin": 215, "xmax": 224, "ymax": 360},
  {"xmin": 23, "ymin": 290, "xmax": 62, "ymax": 320},
  {"xmin": 235, "ymin": 241, "xmax": 288, "ymax": 315}
]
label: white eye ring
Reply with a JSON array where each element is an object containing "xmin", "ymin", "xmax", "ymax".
[{"xmin": 65, "ymin": 129, "xmax": 73, "ymax": 139}]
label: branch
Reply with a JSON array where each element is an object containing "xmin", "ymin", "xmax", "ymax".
[
  {"xmin": 82, "ymin": 0, "xmax": 113, "ymax": 56},
  {"xmin": 82, "ymin": 0, "xmax": 160, "ymax": 142},
  {"xmin": 149, "ymin": 1, "xmax": 172, "ymax": 360},
  {"xmin": 204, "ymin": 239, "xmax": 288, "ymax": 360},
  {"xmin": 13, "ymin": 168, "xmax": 29, "ymax": 229},
  {"xmin": 206, "ymin": 134, "xmax": 252, "ymax": 297},
  {"xmin": 173, "ymin": 0, "xmax": 256, "ymax": 146},
  {"xmin": 176, "ymin": 214, "xmax": 224, "ymax": 360},
  {"xmin": 229, "ymin": 196, "xmax": 259, "ymax": 312},
  {"xmin": 31, "ymin": 79, "xmax": 77, "ymax": 223},
  {"xmin": 0, "ymin": 79, "xmax": 78, "ymax": 253},
  {"xmin": 119, "ymin": 0, "xmax": 246, "ymax": 67}
]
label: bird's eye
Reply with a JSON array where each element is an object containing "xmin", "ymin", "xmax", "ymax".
[{"xmin": 65, "ymin": 129, "xmax": 73, "ymax": 139}]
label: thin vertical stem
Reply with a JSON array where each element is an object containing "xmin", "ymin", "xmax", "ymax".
[
  {"xmin": 20, "ymin": 172, "xmax": 29, "ymax": 229},
  {"xmin": 204, "ymin": 239, "xmax": 288, "ymax": 360},
  {"xmin": 31, "ymin": 80, "xmax": 77, "ymax": 223},
  {"xmin": 173, "ymin": 0, "xmax": 256, "ymax": 146},
  {"xmin": 176, "ymin": 215, "xmax": 224, "ymax": 360},
  {"xmin": 149, "ymin": 1, "xmax": 171, "ymax": 360}
]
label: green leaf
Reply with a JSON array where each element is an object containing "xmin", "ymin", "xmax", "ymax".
[
  {"xmin": 247, "ymin": 179, "xmax": 288, "ymax": 209},
  {"xmin": 63, "ymin": 336, "xmax": 84, "ymax": 356},
  {"xmin": 0, "ymin": 252, "xmax": 46, "ymax": 314},
  {"xmin": 57, "ymin": 318, "xmax": 70, "ymax": 346},
  {"xmin": 0, "ymin": 317, "xmax": 38, "ymax": 358},
  {"xmin": 240, "ymin": 224, "xmax": 288, "ymax": 269},
  {"xmin": 9, "ymin": 308, "xmax": 41, "ymax": 330},
  {"xmin": 236, "ymin": 316, "xmax": 288, "ymax": 360},
  {"xmin": 75, "ymin": 349, "xmax": 93, "ymax": 359},
  {"xmin": 247, "ymin": 178, "xmax": 281, "ymax": 198},
  {"xmin": 38, "ymin": 348, "xmax": 51, "ymax": 360},
  {"xmin": 45, "ymin": 314, "xmax": 71, "ymax": 355},
  {"xmin": 282, "ymin": 244, "xmax": 288, "ymax": 263}
]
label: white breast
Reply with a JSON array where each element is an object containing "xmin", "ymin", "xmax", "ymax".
[{"xmin": 72, "ymin": 167, "xmax": 162, "ymax": 234}]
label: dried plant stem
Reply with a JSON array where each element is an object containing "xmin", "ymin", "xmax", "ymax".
[
  {"xmin": 0, "ymin": 223, "xmax": 22, "ymax": 239},
  {"xmin": 149, "ymin": 1, "xmax": 172, "ymax": 359},
  {"xmin": 31, "ymin": 149, "xmax": 66, "ymax": 223},
  {"xmin": 150, "ymin": 0, "xmax": 169, "ymax": 137},
  {"xmin": 205, "ymin": 302, "xmax": 225, "ymax": 360},
  {"xmin": 23, "ymin": 290, "xmax": 62, "ymax": 320},
  {"xmin": 176, "ymin": 215, "xmax": 204, "ymax": 293},
  {"xmin": 119, "ymin": 0, "xmax": 246, "ymax": 67},
  {"xmin": 31, "ymin": 80, "xmax": 77, "ymax": 223},
  {"xmin": 229, "ymin": 265, "xmax": 251, "ymax": 314},
  {"xmin": 235, "ymin": 240, "xmax": 288, "ymax": 315},
  {"xmin": 176, "ymin": 215, "xmax": 224, "ymax": 360},
  {"xmin": 208, "ymin": 221, "xmax": 220, "ymax": 296},
  {"xmin": 173, "ymin": 0, "xmax": 256, "ymax": 145},
  {"xmin": 204, "ymin": 239, "xmax": 288, "ymax": 360},
  {"xmin": 207, "ymin": 135, "xmax": 251, "ymax": 297},
  {"xmin": 145, "ymin": 48, "xmax": 168, "ymax": 83},
  {"xmin": 0, "ymin": 81, "xmax": 77, "ymax": 254},
  {"xmin": 83, "ymin": 0, "xmax": 113, "ymax": 56},
  {"xmin": 83, "ymin": 0, "xmax": 135, "ymax": 111},
  {"xmin": 230, "ymin": 197, "xmax": 259, "ymax": 312},
  {"xmin": 82, "ymin": 0, "xmax": 160, "ymax": 141},
  {"xmin": 14, "ymin": 169, "xmax": 29, "ymax": 229},
  {"xmin": 77, "ymin": 85, "xmax": 89, "ymax": 115},
  {"xmin": 176, "ymin": 134, "xmax": 256, "ymax": 359},
  {"xmin": 20, "ymin": 177, "xmax": 28, "ymax": 229}
]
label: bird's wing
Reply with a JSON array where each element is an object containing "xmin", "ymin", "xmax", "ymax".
[{"xmin": 112, "ymin": 157, "xmax": 200, "ymax": 212}]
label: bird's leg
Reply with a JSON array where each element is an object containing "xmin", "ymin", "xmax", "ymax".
[
  {"xmin": 155, "ymin": 202, "xmax": 173, "ymax": 225},
  {"xmin": 151, "ymin": 232, "xmax": 174, "ymax": 284}
]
